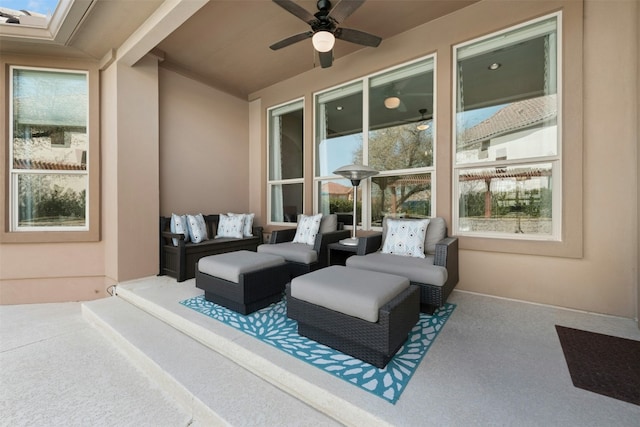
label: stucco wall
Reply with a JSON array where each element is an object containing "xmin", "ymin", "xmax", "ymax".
[
  {"xmin": 158, "ymin": 67, "xmax": 251, "ymax": 217},
  {"xmin": 249, "ymin": 0, "xmax": 639, "ymax": 318}
]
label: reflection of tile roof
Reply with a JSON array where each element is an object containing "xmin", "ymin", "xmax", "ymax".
[
  {"xmin": 14, "ymin": 158, "xmax": 86, "ymax": 171},
  {"xmin": 322, "ymin": 182, "xmax": 352, "ymax": 195},
  {"xmin": 459, "ymin": 167, "xmax": 552, "ymax": 181},
  {"xmin": 459, "ymin": 94, "xmax": 557, "ymax": 148}
]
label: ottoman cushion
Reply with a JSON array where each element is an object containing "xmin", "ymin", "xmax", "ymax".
[
  {"xmin": 258, "ymin": 242, "xmax": 318, "ymax": 264},
  {"xmin": 291, "ymin": 266, "xmax": 409, "ymax": 323},
  {"xmin": 198, "ymin": 250, "xmax": 285, "ymax": 283}
]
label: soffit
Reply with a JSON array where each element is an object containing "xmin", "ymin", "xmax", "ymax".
[{"xmin": 1, "ymin": 0, "xmax": 478, "ymax": 98}]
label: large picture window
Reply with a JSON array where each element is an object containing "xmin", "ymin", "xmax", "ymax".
[
  {"xmin": 267, "ymin": 99, "xmax": 304, "ymax": 224},
  {"xmin": 453, "ymin": 14, "xmax": 561, "ymax": 240},
  {"xmin": 10, "ymin": 67, "xmax": 89, "ymax": 231},
  {"xmin": 315, "ymin": 57, "xmax": 435, "ymax": 229}
]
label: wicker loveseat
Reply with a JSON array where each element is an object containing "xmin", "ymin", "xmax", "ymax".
[
  {"xmin": 159, "ymin": 214, "xmax": 263, "ymax": 282},
  {"xmin": 346, "ymin": 216, "xmax": 458, "ymax": 313}
]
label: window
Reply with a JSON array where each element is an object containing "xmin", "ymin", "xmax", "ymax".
[
  {"xmin": 453, "ymin": 14, "xmax": 561, "ymax": 240},
  {"xmin": 9, "ymin": 67, "xmax": 89, "ymax": 231},
  {"xmin": 315, "ymin": 57, "xmax": 435, "ymax": 229},
  {"xmin": 267, "ymin": 99, "xmax": 304, "ymax": 224}
]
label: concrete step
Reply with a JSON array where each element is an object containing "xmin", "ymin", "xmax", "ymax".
[{"xmin": 82, "ymin": 296, "xmax": 342, "ymax": 426}]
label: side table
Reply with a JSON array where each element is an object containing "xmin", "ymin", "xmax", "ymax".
[{"xmin": 327, "ymin": 242, "xmax": 358, "ymax": 266}]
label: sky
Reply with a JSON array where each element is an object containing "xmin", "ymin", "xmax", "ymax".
[{"xmin": 0, "ymin": 0, "xmax": 58, "ymax": 15}]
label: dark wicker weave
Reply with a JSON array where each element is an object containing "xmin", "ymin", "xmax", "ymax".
[
  {"xmin": 159, "ymin": 215, "xmax": 263, "ymax": 282},
  {"xmin": 196, "ymin": 262, "xmax": 289, "ymax": 315},
  {"xmin": 354, "ymin": 232, "xmax": 459, "ymax": 314},
  {"xmin": 286, "ymin": 283, "xmax": 420, "ymax": 368}
]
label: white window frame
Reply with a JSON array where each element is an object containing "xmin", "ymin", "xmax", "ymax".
[
  {"xmin": 9, "ymin": 65, "xmax": 90, "ymax": 232},
  {"xmin": 313, "ymin": 55, "xmax": 437, "ymax": 231},
  {"xmin": 451, "ymin": 12, "xmax": 562, "ymax": 241},
  {"xmin": 266, "ymin": 98, "xmax": 305, "ymax": 226}
]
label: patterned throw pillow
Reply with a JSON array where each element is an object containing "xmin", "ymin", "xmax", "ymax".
[
  {"xmin": 228, "ymin": 212, "xmax": 254, "ymax": 237},
  {"xmin": 170, "ymin": 213, "xmax": 190, "ymax": 246},
  {"xmin": 381, "ymin": 218, "xmax": 430, "ymax": 258},
  {"xmin": 216, "ymin": 213, "xmax": 244, "ymax": 239},
  {"xmin": 292, "ymin": 213, "xmax": 323, "ymax": 245},
  {"xmin": 187, "ymin": 214, "xmax": 209, "ymax": 244}
]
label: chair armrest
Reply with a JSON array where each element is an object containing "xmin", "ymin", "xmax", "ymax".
[
  {"xmin": 355, "ymin": 233, "xmax": 383, "ymax": 255},
  {"xmin": 161, "ymin": 231, "xmax": 185, "ymax": 245},
  {"xmin": 252, "ymin": 226, "xmax": 264, "ymax": 244},
  {"xmin": 269, "ymin": 228, "xmax": 297, "ymax": 243},
  {"xmin": 435, "ymin": 236, "xmax": 459, "ymax": 285}
]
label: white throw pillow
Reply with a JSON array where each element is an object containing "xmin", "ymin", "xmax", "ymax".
[
  {"xmin": 187, "ymin": 214, "xmax": 209, "ymax": 244},
  {"xmin": 170, "ymin": 213, "xmax": 190, "ymax": 246},
  {"xmin": 292, "ymin": 213, "xmax": 323, "ymax": 245},
  {"xmin": 381, "ymin": 218, "xmax": 430, "ymax": 258},
  {"xmin": 228, "ymin": 212, "xmax": 254, "ymax": 237},
  {"xmin": 216, "ymin": 213, "xmax": 244, "ymax": 239}
]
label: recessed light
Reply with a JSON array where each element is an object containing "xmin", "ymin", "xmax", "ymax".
[
  {"xmin": 336, "ymin": 106, "xmax": 343, "ymax": 111},
  {"xmin": 488, "ymin": 63, "xmax": 501, "ymax": 70}
]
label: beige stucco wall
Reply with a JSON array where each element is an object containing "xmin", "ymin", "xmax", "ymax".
[
  {"xmin": 158, "ymin": 67, "xmax": 251, "ymax": 217},
  {"xmin": 249, "ymin": 0, "xmax": 639, "ymax": 318}
]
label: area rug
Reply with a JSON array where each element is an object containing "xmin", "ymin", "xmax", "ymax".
[
  {"xmin": 180, "ymin": 295, "xmax": 455, "ymax": 404},
  {"xmin": 555, "ymin": 325, "xmax": 640, "ymax": 406}
]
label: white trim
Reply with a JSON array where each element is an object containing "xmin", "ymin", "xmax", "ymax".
[{"xmin": 451, "ymin": 12, "xmax": 562, "ymax": 241}]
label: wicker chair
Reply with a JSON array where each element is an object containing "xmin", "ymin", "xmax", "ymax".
[
  {"xmin": 346, "ymin": 217, "xmax": 458, "ymax": 314},
  {"xmin": 258, "ymin": 214, "xmax": 350, "ymax": 278}
]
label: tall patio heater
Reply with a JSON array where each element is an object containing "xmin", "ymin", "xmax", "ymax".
[{"xmin": 333, "ymin": 164, "xmax": 379, "ymax": 246}]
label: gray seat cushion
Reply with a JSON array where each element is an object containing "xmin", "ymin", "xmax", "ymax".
[
  {"xmin": 346, "ymin": 252, "xmax": 448, "ymax": 287},
  {"xmin": 257, "ymin": 242, "xmax": 318, "ymax": 264},
  {"xmin": 198, "ymin": 250, "xmax": 285, "ymax": 283},
  {"xmin": 290, "ymin": 266, "xmax": 409, "ymax": 323}
]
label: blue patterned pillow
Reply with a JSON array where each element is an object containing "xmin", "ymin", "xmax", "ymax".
[
  {"xmin": 381, "ymin": 218, "xmax": 430, "ymax": 258},
  {"xmin": 216, "ymin": 214, "xmax": 244, "ymax": 239},
  {"xmin": 187, "ymin": 214, "xmax": 209, "ymax": 244},
  {"xmin": 170, "ymin": 214, "xmax": 190, "ymax": 246},
  {"xmin": 292, "ymin": 213, "xmax": 323, "ymax": 245},
  {"xmin": 228, "ymin": 212, "xmax": 255, "ymax": 237}
]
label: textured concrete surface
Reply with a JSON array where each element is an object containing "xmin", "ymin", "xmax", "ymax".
[
  {"xmin": 2, "ymin": 276, "xmax": 640, "ymax": 426},
  {"xmin": 0, "ymin": 302, "xmax": 192, "ymax": 427}
]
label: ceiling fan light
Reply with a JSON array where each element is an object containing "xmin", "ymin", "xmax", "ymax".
[
  {"xmin": 312, "ymin": 31, "xmax": 335, "ymax": 52},
  {"xmin": 384, "ymin": 96, "xmax": 401, "ymax": 109},
  {"xmin": 416, "ymin": 123, "xmax": 430, "ymax": 131}
]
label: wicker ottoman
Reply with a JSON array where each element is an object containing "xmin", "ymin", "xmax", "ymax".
[
  {"xmin": 287, "ymin": 265, "xmax": 420, "ymax": 368},
  {"xmin": 196, "ymin": 250, "xmax": 289, "ymax": 315}
]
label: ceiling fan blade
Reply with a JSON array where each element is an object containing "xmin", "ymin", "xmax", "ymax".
[
  {"xmin": 272, "ymin": 0, "xmax": 316, "ymax": 24},
  {"xmin": 335, "ymin": 27, "xmax": 381, "ymax": 47},
  {"xmin": 328, "ymin": 0, "xmax": 365, "ymax": 23},
  {"xmin": 319, "ymin": 50, "xmax": 333, "ymax": 68},
  {"xmin": 270, "ymin": 31, "xmax": 313, "ymax": 50}
]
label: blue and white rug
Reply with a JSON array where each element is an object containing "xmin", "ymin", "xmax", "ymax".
[{"xmin": 180, "ymin": 295, "xmax": 455, "ymax": 404}]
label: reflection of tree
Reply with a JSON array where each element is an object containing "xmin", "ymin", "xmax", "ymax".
[
  {"xmin": 355, "ymin": 124, "xmax": 433, "ymax": 218},
  {"xmin": 18, "ymin": 175, "xmax": 86, "ymax": 225}
]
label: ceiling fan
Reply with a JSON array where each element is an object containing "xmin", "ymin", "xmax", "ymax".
[{"xmin": 270, "ymin": 0, "xmax": 382, "ymax": 68}]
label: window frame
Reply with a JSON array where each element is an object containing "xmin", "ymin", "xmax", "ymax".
[
  {"xmin": 266, "ymin": 97, "xmax": 305, "ymax": 226},
  {"xmin": 312, "ymin": 55, "xmax": 437, "ymax": 231},
  {"xmin": 451, "ymin": 12, "xmax": 563, "ymax": 242},
  {"xmin": 1, "ymin": 58, "xmax": 100, "ymax": 243}
]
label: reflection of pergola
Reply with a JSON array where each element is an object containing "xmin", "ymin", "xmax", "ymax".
[
  {"xmin": 460, "ymin": 167, "xmax": 552, "ymax": 217},
  {"xmin": 373, "ymin": 174, "xmax": 431, "ymax": 214}
]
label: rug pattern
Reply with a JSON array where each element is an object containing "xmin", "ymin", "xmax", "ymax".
[{"xmin": 180, "ymin": 295, "xmax": 454, "ymax": 404}]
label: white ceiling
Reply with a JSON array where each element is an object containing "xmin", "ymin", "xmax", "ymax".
[{"xmin": 0, "ymin": 0, "xmax": 478, "ymax": 98}]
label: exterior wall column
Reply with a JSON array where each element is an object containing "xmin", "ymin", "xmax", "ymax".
[{"xmin": 102, "ymin": 55, "xmax": 160, "ymax": 283}]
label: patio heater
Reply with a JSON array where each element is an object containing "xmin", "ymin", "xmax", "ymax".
[{"xmin": 333, "ymin": 164, "xmax": 379, "ymax": 246}]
